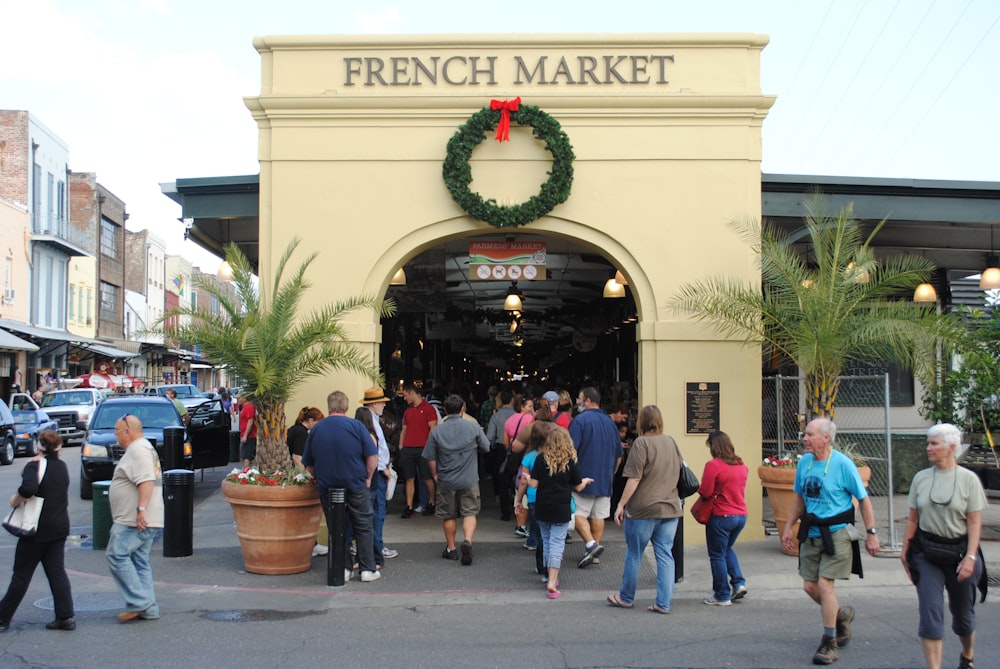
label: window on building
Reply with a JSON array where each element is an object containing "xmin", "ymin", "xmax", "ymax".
[
  {"xmin": 47, "ymin": 173, "xmax": 54, "ymax": 229},
  {"xmin": 79, "ymin": 287, "xmax": 85, "ymax": 324},
  {"xmin": 100, "ymin": 218, "xmax": 118, "ymax": 259},
  {"xmin": 99, "ymin": 282, "xmax": 118, "ymax": 322},
  {"xmin": 57, "ymin": 181, "xmax": 65, "ymax": 226},
  {"xmin": 85, "ymin": 287, "xmax": 93, "ymax": 323},
  {"xmin": 69, "ymin": 284, "xmax": 76, "ymax": 321}
]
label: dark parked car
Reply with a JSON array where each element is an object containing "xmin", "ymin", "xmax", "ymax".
[
  {"xmin": 79, "ymin": 395, "xmax": 231, "ymax": 499},
  {"xmin": 0, "ymin": 401, "xmax": 15, "ymax": 465},
  {"xmin": 8, "ymin": 393, "xmax": 58, "ymax": 457}
]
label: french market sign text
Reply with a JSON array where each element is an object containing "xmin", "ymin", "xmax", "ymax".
[{"xmin": 343, "ymin": 54, "xmax": 675, "ymax": 87}]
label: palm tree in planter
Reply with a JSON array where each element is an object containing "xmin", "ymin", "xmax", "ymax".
[
  {"xmin": 670, "ymin": 197, "xmax": 966, "ymax": 421},
  {"xmin": 161, "ymin": 238, "xmax": 393, "ymax": 574}
]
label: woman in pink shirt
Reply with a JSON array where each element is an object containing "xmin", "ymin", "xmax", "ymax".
[{"xmin": 698, "ymin": 430, "xmax": 749, "ymax": 606}]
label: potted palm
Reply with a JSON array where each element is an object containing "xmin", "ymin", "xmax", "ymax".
[
  {"xmin": 162, "ymin": 239, "xmax": 392, "ymax": 574},
  {"xmin": 672, "ymin": 197, "xmax": 966, "ymax": 552}
]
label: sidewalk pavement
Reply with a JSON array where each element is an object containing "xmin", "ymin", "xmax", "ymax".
[{"xmin": 51, "ymin": 469, "xmax": 1000, "ymax": 613}]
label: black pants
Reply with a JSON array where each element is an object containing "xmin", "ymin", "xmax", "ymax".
[{"xmin": 0, "ymin": 538, "xmax": 74, "ymax": 622}]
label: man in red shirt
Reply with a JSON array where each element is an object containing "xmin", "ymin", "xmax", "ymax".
[
  {"xmin": 398, "ymin": 384, "xmax": 438, "ymax": 518},
  {"xmin": 238, "ymin": 395, "xmax": 257, "ymax": 469}
]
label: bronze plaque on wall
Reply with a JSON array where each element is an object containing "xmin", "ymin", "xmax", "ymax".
[{"xmin": 686, "ymin": 382, "xmax": 720, "ymax": 434}]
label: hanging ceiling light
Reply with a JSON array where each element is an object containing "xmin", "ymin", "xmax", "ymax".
[
  {"xmin": 217, "ymin": 260, "xmax": 234, "ymax": 281},
  {"xmin": 603, "ymin": 277, "xmax": 625, "ymax": 298},
  {"xmin": 913, "ymin": 282, "xmax": 938, "ymax": 303},
  {"xmin": 614, "ymin": 269, "xmax": 628, "ymax": 286},
  {"xmin": 503, "ymin": 281, "xmax": 523, "ymax": 311},
  {"xmin": 390, "ymin": 268, "xmax": 407, "ymax": 286}
]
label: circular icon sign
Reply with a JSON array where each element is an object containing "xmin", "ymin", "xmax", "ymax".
[
  {"xmin": 523, "ymin": 265, "xmax": 538, "ymax": 280},
  {"xmin": 476, "ymin": 265, "xmax": 491, "ymax": 280},
  {"xmin": 508, "ymin": 266, "xmax": 522, "ymax": 280},
  {"xmin": 492, "ymin": 265, "xmax": 507, "ymax": 279}
]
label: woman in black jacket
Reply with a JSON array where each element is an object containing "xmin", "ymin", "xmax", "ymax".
[{"xmin": 0, "ymin": 430, "xmax": 75, "ymax": 631}]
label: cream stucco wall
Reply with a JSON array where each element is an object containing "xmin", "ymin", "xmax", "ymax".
[{"xmin": 246, "ymin": 34, "xmax": 774, "ymax": 542}]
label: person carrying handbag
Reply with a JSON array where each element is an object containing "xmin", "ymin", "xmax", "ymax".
[
  {"xmin": 698, "ymin": 430, "xmax": 749, "ymax": 606},
  {"xmin": 0, "ymin": 430, "xmax": 75, "ymax": 632}
]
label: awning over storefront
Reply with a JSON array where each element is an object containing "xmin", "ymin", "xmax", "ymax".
[
  {"xmin": 0, "ymin": 318, "xmax": 137, "ymax": 359},
  {"xmin": 0, "ymin": 328, "xmax": 38, "ymax": 352}
]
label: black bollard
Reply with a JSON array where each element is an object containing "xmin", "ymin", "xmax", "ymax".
[
  {"xmin": 163, "ymin": 426, "xmax": 185, "ymax": 471},
  {"xmin": 163, "ymin": 469, "xmax": 194, "ymax": 557},
  {"xmin": 327, "ymin": 488, "xmax": 347, "ymax": 586},
  {"xmin": 674, "ymin": 504, "xmax": 685, "ymax": 582}
]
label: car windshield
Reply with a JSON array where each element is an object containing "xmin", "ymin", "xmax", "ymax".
[
  {"xmin": 13, "ymin": 412, "xmax": 39, "ymax": 425},
  {"xmin": 41, "ymin": 392, "xmax": 93, "ymax": 407},
  {"xmin": 158, "ymin": 386, "xmax": 203, "ymax": 399},
  {"xmin": 93, "ymin": 404, "xmax": 180, "ymax": 430}
]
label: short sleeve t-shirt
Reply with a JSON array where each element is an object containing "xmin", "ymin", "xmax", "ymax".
[
  {"xmin": 302, "ymin": 415, "xmax": 377, "ymax": 493},
  {"xmin": 622, "ymin": 434, "xmax": 682, "ymax": 519},
  {"xmin": 109, "ymin": 438, "xmax": 164, "ymax": 527},
  {"xmin": 521, "ymin": 450, "xmax": 540, "ymax": 504},
  {"xmin": 908, "ymin": 465, "xmax": 988, "ymax": 538},
  {"xmin": 239, "ymin": 402, "xmax": 257, "ymax": 439},
  {"xmin": 531, "ymin": 456, "xmax": 582, "ymax": 524},
  {"xmin": 794, "ymin": 450, "xmax": 868, "ymax": 537},
  {"xmin": 402, "ymin": 401, "xmax": 438, "ymax": 448}
]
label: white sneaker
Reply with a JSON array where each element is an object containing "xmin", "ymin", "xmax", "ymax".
[
  {"xmin": 312, "ymin": 544, "xmax": 329, "ymax": 557},
  {"xmin": 360, "ymin": 570, "xmax": 382, "ymax": 583},
  {"xmin": 382, "ymin": 547, "xmax": 399, "ymax": 559},
  {"xmin": 703, "ymin": 596, "xmax": 732, "ymax": 606},
  {"xmin": 413, "ymin": 505, "xmax": 425, "ymax": 513},
  {"xmin": 343, "ymin": 569, "xmax": 353, "ymax": 581}
]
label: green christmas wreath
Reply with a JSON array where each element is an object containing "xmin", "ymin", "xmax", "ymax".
[{"xmin": 442, "ymin": 104, "xmax": 574, "ymax": 229}]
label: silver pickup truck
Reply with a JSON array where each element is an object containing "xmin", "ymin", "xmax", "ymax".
[{"xmin": 39, "ymin": 388, "xmax": 105, "ymax": 447}]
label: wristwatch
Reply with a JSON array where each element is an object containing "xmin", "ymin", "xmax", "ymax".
[
  {"xmin": 136, "ymin": 506, "xmax": 146, "ymax": 512},
  {"xmin": 866, "ymin": 528, "xmax": 877, "ymax": 535}
]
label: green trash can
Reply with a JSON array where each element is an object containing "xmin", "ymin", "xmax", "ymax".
[{"xmin": 92, "ymin": 480, "xmax": 113, "ymax": 550}]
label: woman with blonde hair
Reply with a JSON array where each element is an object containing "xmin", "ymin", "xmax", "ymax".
[{"xmin": 528, "ymin": 426, "xmax": 593, "ymax": 599}]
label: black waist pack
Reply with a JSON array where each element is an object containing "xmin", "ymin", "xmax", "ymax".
[{"xmin": 918, "ymin": 529, "xmax": 968, "ymax": 566}]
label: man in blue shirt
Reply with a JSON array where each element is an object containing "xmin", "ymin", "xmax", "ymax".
[
  {"xmin": 303, "ymin": 390, "xmax": 380, "ymax": 583},
  {"xmin": 781, "ymin": 418, "xmax": 880, "ymax": 665},
  {"xmin": 568, "ymin": 386, "xmax": 623, "ymax": 568}
]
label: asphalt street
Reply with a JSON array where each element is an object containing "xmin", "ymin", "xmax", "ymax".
[{"xmin": 0, "ymin": 448, "xmax": 997, "ymax": 669}]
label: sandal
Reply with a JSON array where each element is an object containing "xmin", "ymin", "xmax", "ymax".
[
  {"xmin": 547, "ymin": 589, "xmax": 561, "ymax": 599},
  {"xmin": 607, "ymin": 594, "xmax": 633, "ymax": 609},
  {"xmin": 647, "ymin": 604, "xmax": 670, "ymax": 615}
]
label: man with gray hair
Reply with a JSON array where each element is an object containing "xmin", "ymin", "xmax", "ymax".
[
  {"xmin": 303, "ymin": 391, "xmax": 380, "ymax": 583},
  {"xmin": 423, "ymin": 394, "xmax": 490, "ymax": 565},
  {"xmin": 781, "ymin": 417, "xmax": 880, "ymax": 665}
]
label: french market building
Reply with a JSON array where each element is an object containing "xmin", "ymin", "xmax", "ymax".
[{"xmin": 176, "ymin": 33, "xmax": 772, "ymax": 543}]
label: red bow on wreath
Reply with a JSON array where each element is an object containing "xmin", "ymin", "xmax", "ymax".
[{"xmin": 490, "ymin": 97, "xmax": 521, "ymax": 142}]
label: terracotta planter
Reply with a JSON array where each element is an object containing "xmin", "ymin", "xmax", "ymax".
[
  {"xmin": 759, "ymin": 464, "xmax": 872, "ymax": 557},
  {"xmin": 222, "ymin": 479, "xmax": 323, "ymax": 575}
]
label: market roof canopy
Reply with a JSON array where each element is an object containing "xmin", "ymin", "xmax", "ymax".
[{"xmin": 0, "ymin": 328, "xmax": 38, "ymax": 352}]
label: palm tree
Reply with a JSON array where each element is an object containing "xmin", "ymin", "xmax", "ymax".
[
  {"xmin": 671, "ymin": 197, "xmax": 966, "ymax": 419},
  {"xmin": 162, "ymin": 239, "xmax": 393, "ymax": 472}
]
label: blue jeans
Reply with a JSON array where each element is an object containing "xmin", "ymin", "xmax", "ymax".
[
  {"xmin": 537, "ymin": 520, "xmax": 570, "ymax": 570},
  {"xmin": 618, "ymin": 516, "xmax": 678, "ymax": 611},
  {"xmin": 106, "ymin": 524, "xmax": 159, "ymax": 617},
  {"xmin": 371, "ymin": 472, "xmax": 388, "ymax": 566},
  {"xmin": 706, "ymin": 514, "xmax": 747, "ymax": 601},
  {"xmin": 528, "ymin": 502, "xmax": 544, "ymax": 574}
]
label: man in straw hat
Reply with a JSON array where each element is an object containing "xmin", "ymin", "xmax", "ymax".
[{"xmin": 361, "ymin": 387, "xmax": 399, "ymax": 562}]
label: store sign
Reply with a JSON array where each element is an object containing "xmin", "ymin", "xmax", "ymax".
[
  {"xmin": 469, "ymin": 241, "xmax": 546, "ymax": 281},
  {"xmin": 343, "ymin": 54, "xmax": 675, "ymax": 87}
]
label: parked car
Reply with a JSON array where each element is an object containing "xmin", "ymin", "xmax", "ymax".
[
  {"xmin": 8, "ymin": 392, "xmax": 58, "ymax": 457},
  {"xmin": 0, "ymin": 402, "xmax": 15, "ymax": 465},
  {"xmin": 154, "ymin": 384, "xmax": 213, "ymax": 409},
  {"xmin": 39, "ymin": 388, "xmax": 105, "ymax": 447},
  {"xmin": 79, "ymin": 395, "xmax": 231, "ymax": 499}
]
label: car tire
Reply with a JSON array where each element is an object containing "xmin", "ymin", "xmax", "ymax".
[
  {"xmin": 0, "ymin": 436, "xmax": 13, "ymax": 465},
  {"xmin": 80, "ymin": 465, "xmax": 93, "ymax": 500},
  {"xmin": 30, "ymin": 435, "xmax": 40, "ymax": 457}
]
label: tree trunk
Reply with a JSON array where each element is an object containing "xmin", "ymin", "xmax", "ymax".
[
  {"xmin": 254, "ymin": 397, "xmax": 292, "ymax": 472},
  {"xmin": 805, "ymin": 371, "xmax": 840, "ymax": 420}
]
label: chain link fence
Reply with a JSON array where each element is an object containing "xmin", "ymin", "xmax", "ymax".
[{"xmin": 762, "ymin": 373, "xmax": 900, "ymax": 549}]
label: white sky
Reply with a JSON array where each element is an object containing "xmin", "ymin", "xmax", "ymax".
[{"xmin": 2, "ymin": 0, "xmax": 998, "ymax": 272}]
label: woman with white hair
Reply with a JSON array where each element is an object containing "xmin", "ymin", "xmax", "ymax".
[{"xmin": 902, "ymin": 423, "xmax": 988, "ymax": 669}]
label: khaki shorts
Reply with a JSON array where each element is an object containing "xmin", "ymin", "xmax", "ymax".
[
  {"xmin": 571, "ymin": 492, "xmax": 611, "ymax": 520},
  {"xmin": 798, "ymin": 527, "xmax": 853, "ymax": 581},
  {"xmin": 435, "ymin": 486, "xmax": 481, "ymax": 519}
]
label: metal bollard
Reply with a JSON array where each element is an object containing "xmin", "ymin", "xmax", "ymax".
[
  {"xmin": 163, "ymin": 469, "xmax": 194, "ymax": 557},
  {"xmin": 327, "ymin": 488, "xmax": 347, "ymax": 586},
  {"xmin": 674, "ymin": 505, "xmax": 684, "ymax": 582},
  {"xmin": 163, "ymin": 426, "xmax": 185, "ymax": 470}
]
